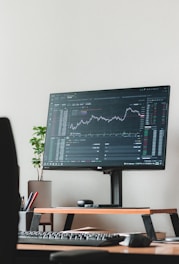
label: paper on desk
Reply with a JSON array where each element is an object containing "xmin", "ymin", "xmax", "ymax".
[{"xmin": 63, "ymin": 226, "xmax": 118, "ymax": 233}]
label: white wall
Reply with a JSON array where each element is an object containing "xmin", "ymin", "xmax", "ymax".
[{"xmin": 1, "ymin": 0, "xmax": 179, "ymax": 235}]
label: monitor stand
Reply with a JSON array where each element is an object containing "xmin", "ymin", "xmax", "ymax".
[
  {"xmin": 110, "ymin": 169, "xmax": 123, "ymax": 206},
  {"xmin": 84, "ymin": 204, "xmax": 122, "ymax": 208},
  {"xmin": 101, "ymin": 169, "xmax": 150, "ymax": 209},
  {"xmin": 103, "ymin": 169, "xmax": 123, "ymax": 207}
]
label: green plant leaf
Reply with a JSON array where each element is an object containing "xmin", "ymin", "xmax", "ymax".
[{"xmin": 29, "ymin": 126, "xmax": 46, "ymax": 181}]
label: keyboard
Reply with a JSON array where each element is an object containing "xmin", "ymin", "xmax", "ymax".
[{"xmin": 18, "ymin": 230, "xmax": 125, "ymax": 247}]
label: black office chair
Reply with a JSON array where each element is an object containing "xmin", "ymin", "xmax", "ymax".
[
  {"xmin": 0, "ymin": 118, "xmax": 20, "ymax": 264},
  {"xmin": 49, "ymin": 249, "xmax": 135, "ymax": 264},
  {"xmin": 50, "ymin": 249, "xmax": 111, "ymax": 264}
]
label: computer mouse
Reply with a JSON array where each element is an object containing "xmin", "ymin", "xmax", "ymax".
[{"xmin": 119, "ymin": 233, "xmax": 152, "ymax": 247}]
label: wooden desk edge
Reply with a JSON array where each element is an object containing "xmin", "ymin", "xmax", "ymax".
[
  {"xmin": 33, "ymin": 207, "xmax": 177, "ymax": 215},
  {"xmin": 17, "ymin": 242, "xmax": 179, "ymax": 255}
]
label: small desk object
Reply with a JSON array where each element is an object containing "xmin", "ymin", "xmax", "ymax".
[{"xmin": 30, "ymin": 207, "xmax": 179, "ymax": 241}]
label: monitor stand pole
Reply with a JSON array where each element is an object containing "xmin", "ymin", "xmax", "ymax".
[{"xmin": 110, "ymin": 169, "xmax": 122, "ymax": 207}]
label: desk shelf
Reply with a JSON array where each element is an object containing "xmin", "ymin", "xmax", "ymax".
[
  {"xmin": 34, "ymin": 207, "xmax": 177, "ymax": 215},
  {"xmin": 31, "ymin": 207, "xmax": 179, "ymax": 241}
]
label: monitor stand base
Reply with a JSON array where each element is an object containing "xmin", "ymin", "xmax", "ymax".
[{"xmin": 84, "ymin": 204, "xmax": 150, "ymax": 209}]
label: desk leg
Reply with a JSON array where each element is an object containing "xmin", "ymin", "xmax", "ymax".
[
  {"xmin": 170, "ymin": 213, "xmax": 179, "ymax": 236},
  {"xmin": 30, "ymin": 213, "xmax": 42, "ymax": 231},
  {"xmin": 141, "ymin": 215, "xmax": 157, "ymax": 241},
  {"xmin": 63, "ymin": 214, "xmax": 74, "ymax": 231}
]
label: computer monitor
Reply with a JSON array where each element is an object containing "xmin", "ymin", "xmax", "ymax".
[{"xmin": 43, "ymin": 85, "xmax": 170, "ymax": 206}]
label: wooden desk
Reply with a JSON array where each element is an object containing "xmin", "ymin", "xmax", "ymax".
[
  {"xmin": 32, "ymin": 207, "xmax": 179, "ymax": 240},
  {"xmin": 17, "ymin": 242, "xmax": 179, "ymax": 263},
  {"xmin": 16, "ymin": 241, "xmax": 179, "ymax": 255}
]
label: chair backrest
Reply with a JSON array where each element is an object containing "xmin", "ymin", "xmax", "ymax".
[
  {"xmin": 50, "ymin": 249, "xmax": 111, "ymax": 264},
  {"xmin": 0, "ymin": 118, "xmax": 20, "ymax": 264}
]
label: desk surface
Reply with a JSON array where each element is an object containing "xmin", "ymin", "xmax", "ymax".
[
  {"xmin": 17, "ymin": 242, "xmax": 179, "ymax": 256},
  {"xmin": 34, "ymin": 207, "xmax": 177, "ymax": 215}
]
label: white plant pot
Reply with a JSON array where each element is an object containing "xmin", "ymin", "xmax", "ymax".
[
  {"xmin": 28, "ymin": 180, "xmax": 52, "ymax": 228},
  {"xmin": 28, "ymin": 180, "xmax": 52, "ymax": 209}
]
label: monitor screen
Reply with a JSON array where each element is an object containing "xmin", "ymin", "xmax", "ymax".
[{"xmin": 43, "ymin": 85, "xmax": 170, "ymax": 172}]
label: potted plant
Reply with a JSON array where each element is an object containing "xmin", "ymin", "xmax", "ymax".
[{"xmin": 29, "ymin": 126, "xmax": 46, "ymax": 181}]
